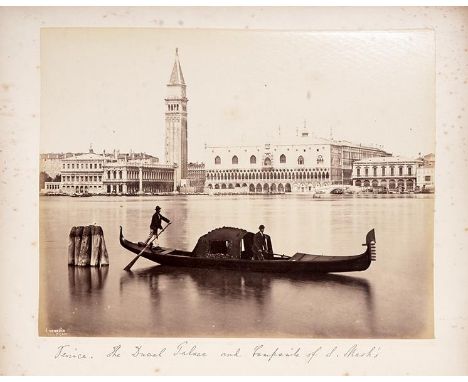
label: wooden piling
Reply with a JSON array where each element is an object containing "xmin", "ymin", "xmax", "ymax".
[
  {"xmin": 68, "ymin": 226, "xmax": 76, "ymax": 265},
  {"xmin": 99, "ymin": 226, "xmax": 109, "ymax": 266},
  {"xmin": 68, "ymin": 224, "xmax": 109, "ymax": 267},
  {"xmin": 90, "ymin": 225, "xmax": 101, "ymax": 266},
  {"xmin": 78, "ymin": 225, "xmax": 92, "ymax": 266},
  {"xmin": 74, "ymin": 226, "xmax": 83, "ymax": 265}
]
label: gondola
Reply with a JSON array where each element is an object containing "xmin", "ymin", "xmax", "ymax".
[{"xmin": 120, "ymin": 226, "xmax": 376, "ymax": 274}]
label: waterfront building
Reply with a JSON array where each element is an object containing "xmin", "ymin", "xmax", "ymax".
[
  {"xmin": 60, "ymin": 150, "xmax": 106, "ymax": 194},
  {"xmin": 204, "ymin": 127, "xmax": 390, "ymax": 193},
  {"xmin": 416, "ymin": 153, "xmax": 435, "ymax": 192},
  {"xmin": 165, "ymin": 48, "xmax": 188, "ymax": 190},
  {"xmin": 187, "ymin": 162, "xmax": 206, "ymax": 193},
  {"xmin": 103, "ymin": 155, "xmax": 174, "ymax": 194},
  {"xmin": 58, "ymin": 148, "xmax": 175, "ymax": 195},
  {"xmin": 352, "ymin": 156, "xmax": 422, "ymax": 191},
  {"xmin": 43, "ymin": 181, "xmax": 62, "ymax": 194}
]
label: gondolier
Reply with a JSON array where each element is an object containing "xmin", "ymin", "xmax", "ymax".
[{"xmin": 144, "ymin": 205, "xmax": 171, "ymax": 248}]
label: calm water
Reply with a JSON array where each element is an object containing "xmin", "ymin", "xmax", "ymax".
[{"xmin": 39, "ymin": 194, "xmax": 434, "ymax": 338}]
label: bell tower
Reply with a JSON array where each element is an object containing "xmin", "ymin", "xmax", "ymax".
[{"xmin": 165, "ymin": 48, "xmax": 188, "ymax": 190}]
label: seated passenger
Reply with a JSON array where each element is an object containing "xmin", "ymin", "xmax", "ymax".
[{"xmin": 252, "ymin": 224, "xmax": 267, "ymax": 261}]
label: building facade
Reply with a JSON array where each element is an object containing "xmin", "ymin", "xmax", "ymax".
[
  {"xmin": 352, "ymin": 156, "xmax": 422, "ymax": 191},
  {"xmin": 60, "ymin": 151, "xmax": 106, "ymax": 194},
  {"xmin": 103, "ymin": 158, "xmax": 174, "ymax": 194},
  {"xmin": 204, "ymin": 130, "xmax": 390, "ymax": 193},
  {"xmin": 187, "ymin": 162, "xmax": 206, "ymax": 193},
  {"xmin": 43, "ymin": 181, "xmax": 62, "ymax": 194},
  {"xmin": 165, "ymin": 48, "xmax": 188, "ymax": 190},
  {"xmin": 58, "ymin": 149, "xmax": 174, "ymax": 195},
  {"xmin": 416, "ymin": 153, "xmax": 435, "ymax": 192}
]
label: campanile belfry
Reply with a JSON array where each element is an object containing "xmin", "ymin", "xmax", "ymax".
[{"xmin": 165, "ymin": 48, "xmax": 188, "ymax": 189}]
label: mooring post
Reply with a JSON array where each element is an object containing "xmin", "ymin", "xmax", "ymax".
[
  {"xmin": 78, "ymin": 225, "xmax": 92, "ymax": 266},
  {"xmin": 74, "ymin": 226, "xmax": 83, "ymax": 265},
  {"xmin": 68, "ymin": 225, "xmax": 109, "ymax": 267},
  {"xmin": 99, "ymin": 230, "xmax": 110, "ymax": 266},
  {"xmin": 68, "ymin": 226, "xmax": 76, "ymax": 265},
  {"xmin": 90, "ymin": 225, "xmax": 101, "ymax": 266}
]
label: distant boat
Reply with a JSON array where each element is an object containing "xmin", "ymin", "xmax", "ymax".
[
  {"xmin": 71, "ymin": 193, "xmax": 92, "ymax": 197},
  {"xmin": 120, "ymin": 226, "xmax": 376, "ymax": 274}
]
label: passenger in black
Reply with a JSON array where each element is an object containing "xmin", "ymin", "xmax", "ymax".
[
  {"xmin": 252, "ymin": 224, "xmax": 267, "ymax": 261},
  {"xmin": 144, "ymin": 205, "xmax": 170, "ymax": 248}
]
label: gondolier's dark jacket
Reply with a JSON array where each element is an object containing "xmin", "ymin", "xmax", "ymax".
[{"xmin": 150, "ymin": 212, "xmax": 170, "ymax": 231}]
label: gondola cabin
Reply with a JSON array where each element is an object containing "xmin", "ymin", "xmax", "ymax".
[{"xmin": 192, "ymin": 227, "xmax": 274, "ymax": 260}]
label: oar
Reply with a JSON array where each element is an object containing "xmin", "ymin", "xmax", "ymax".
[{"xmin": 123, "ymin": 222, "xmax": 172, "ymax": 271}]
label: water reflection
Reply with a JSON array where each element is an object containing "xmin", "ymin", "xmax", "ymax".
[
  {"xmin": 68, "ymin": 266, "xmax": 109, "ymax": 295},
  {"xmin": 121, "ymin": 266, "xmax": 274, "ymax": 302},
  {"xmin": 119, "ymin": 266, "xmax": 375, "ymax": 337}
]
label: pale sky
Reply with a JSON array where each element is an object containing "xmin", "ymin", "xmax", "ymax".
[{"xmin": 41, "ymin": 28, "xmax": 435, "ymax": 161}]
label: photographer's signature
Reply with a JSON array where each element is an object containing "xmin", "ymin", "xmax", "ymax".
[{"xmin": 45, "ymin": 327, "xmax": 68, "ymax": 336}]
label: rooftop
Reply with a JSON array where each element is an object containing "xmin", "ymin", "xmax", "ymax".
[
  {"xmin": 355, "ymin": 156, "xmax": 422, "ymax": 164},
  {"xmin": 63, "ymin": 152, "xmax": 105, "ymax": 161}
]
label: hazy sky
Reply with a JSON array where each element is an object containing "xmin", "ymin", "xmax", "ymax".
[{"xmin": 41, "ymin": 28, "xmax": 435, "ymax": 161}]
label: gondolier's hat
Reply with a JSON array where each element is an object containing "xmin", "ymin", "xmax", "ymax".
[
  {"xmin": 259, "ymin": 224, "xmax": 265, "ymax": 230},
  {"xmin": 155, "ymin": 205, "xmax": 161, "ymax": 211}
]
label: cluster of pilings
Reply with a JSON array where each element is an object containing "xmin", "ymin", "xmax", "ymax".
[{"xmin": 68, "ymin": 225, "xmax": 109, "ymax": 267}]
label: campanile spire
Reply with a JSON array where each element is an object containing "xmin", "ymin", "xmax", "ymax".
[
  {"xmin": 165, "ymin": 48, "xmax": 188, "ymax": 190},
  {"xmin": 169, "ymin": 47, "xmax": 185, "ymax": 86}
]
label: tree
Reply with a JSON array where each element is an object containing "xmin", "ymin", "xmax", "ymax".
[{"xmin": 39, "ymin": 171, "xmax": 53, "ymax": 189}]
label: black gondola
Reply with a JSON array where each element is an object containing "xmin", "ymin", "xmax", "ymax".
[{"xmin": 120, "ymin": 226, "xmax": 376, "ymax": 274}]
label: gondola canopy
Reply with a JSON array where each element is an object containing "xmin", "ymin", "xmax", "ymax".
[{"xmin": 192, "ymin": 227, "xmax": 251, "ymax": 259}]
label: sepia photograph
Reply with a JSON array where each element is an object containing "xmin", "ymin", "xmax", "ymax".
[
  {"xmin": 39, "ymin": 27, "xmax": 435, "ymax": 338},
  {"xmin": 3, "ymin": 5, "xmax": 468, "ymax": 376}
]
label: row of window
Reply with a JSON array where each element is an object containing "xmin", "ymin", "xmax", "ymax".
[
  {"xmin": 63, "ymin": 162, "xmax": 102, "ymax": 170},
  {"xmin": 214, "ymin": 154, "xmax": 324, "ymax": 166},
  {"xmin": 355, "ymin": 179, "xmax": 414, "ymax": 189},
  {"xmin": 207, "ymin": 183, "xmax": 293, "ymax": 192},
  {"xmin": 63, "ymin": 175, "xmax": 102, "ymax": 182},
  {"xmin": 208, "ymin": 167, "xmax": 325, "ymax": 173},
  {"xmin": 63, "ymin": 185, "xmax": 101, "ymax": 190},
  {"xmin": 207, "ymin": 171, "xmax": 330, "ymax": 181},
  {"xmin": 167, "ymin": 104, "xmax": 186, "ymax": 112},
  {"xmin": 106, "ymin": 170, "xmax": 173, "ymax": 180},
  {"xmin": 356, "ymin": 166, "xmax": 413, "ymax": 177}
]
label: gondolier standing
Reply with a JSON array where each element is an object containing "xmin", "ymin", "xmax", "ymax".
[{"xmin": 144, "ymin": 205, "xmax": 171, "ymax": 248}]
